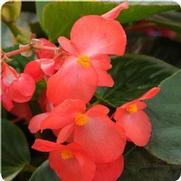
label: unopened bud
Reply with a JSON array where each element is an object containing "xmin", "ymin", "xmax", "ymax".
[{"xmin": 1, "ymin": 1, "xmax": 21, "ymax": 24}]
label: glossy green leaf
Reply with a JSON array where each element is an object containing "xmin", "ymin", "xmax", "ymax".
[
  {"xmin": 120, "ymin": 148, "xmax": 181, "ymax": 181},
  {"xmin": 29, "ymin": 160, "xmax": 59, "ymax": 181},
  {"xmin": 146, "ymin": 70, "xmax": 181, "ymax": 165},
  {"xmin": 35, "ymin": 1, "xmax": 178, "ymax": 41},
  {"xmin": 2, "ymin": 119, "xmax": 30, "ymax": 180},
  {"xmin": 96, "ymin": 54, "xmax": 178, "ymax": 107}
]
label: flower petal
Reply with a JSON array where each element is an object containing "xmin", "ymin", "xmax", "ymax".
[
  {"xmin": 32, "ymin": 139, "xmax": 61, "ymax": 152},
  {"xmin": 2, "ymin": 62, "xmax": 18, "ymax": 86},
  {"xmin": 37, "ymin": 58, "xmax": 55, "ymax": 76},
  {"xmin": 58, "ymin": 36, "xmax": 79, "ymax": 55},
  {"xmin": 71, "ymin": 15, "xmax": 126, "ymax": 56},
  {"xmin": 75, "ymin": 152, "xmax": 96, "ymax": 181},
  {"xmin": 28, "ymin": 113, "xmax": 49, "ymax": 133},
  {"xmin": 93, "ymin": 156, "xmax": 124, "ymax": 181},
  {"xmin": 116, "ymin": 111, "xmax": 152, "ymax": 146},
  {"xmin": 102, "ymin": 2, "xmax": 128, "ymax": 20},
  {"xmin": 96, "ymin": 70, "xmax": 114, "ymax": 87},
  {"xmin": 24, "ymin": 60, "xmax": 44, "ymax": 82},
  {"xmin": 1, "ymin": 85, "xmax": 14, "ymax": 111},
  {"xmin": 49, "ymin": 150, "xmax": 95, "ymax": 181},
  {"xmin": 87, "ymin": 104, "xmax": 110, "ymax": 116},
  {"xmin": 35, "ymin": 38, "xmax": 56, "ymax": 59},
  {"xmin": 74, "ymin": 109, "xmax": 126, "ymax": 162},
  {"xmin": 139, "ymin": 87, "xmax": 160, "ymax": 100},
  {"xmin": 57, "ymin": 123, "xmax": 75, "ymax": 143},
  {"xmin": 9, "ymin": 73, "xmax": 35, "ymax": 103},
  {"xmin": 47, "ymin": 56, "xmax": 98, "ymax": 105},
  {"xmin": 41, "ymin": 99, "xmax": 86, "ymax": 130}
]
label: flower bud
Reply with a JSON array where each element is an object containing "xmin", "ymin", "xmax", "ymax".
[{"xmin": 1, "ymin": 1, "xmax": 21, "ymax": 23}]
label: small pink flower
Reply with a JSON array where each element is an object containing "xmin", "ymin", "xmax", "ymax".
[
  {"xmin": 114, "ymin": 87, "xmax": 160, "ymax": 146},
  {"xmin": 47, "ymin": 2, "xmax": 128, "ymax": 105}
]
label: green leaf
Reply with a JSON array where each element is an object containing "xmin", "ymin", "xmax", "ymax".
[
  {"xmin": 2, "ymin": 119, "xmax": 30, "ymax": 180},
  {"xmin": 35, "ymin": 1, "xmax": 178, "ymax": 41},
  {"xmin": 29, "ymin": 160, "xmax": 59, "ymax": 181},
  {"xmin": 95, "ymin": 54, "xmax": 178, "ymax": 107},
  {"xmin": 146, "ymin": 70, "xmax": 181, "ymax": 165},
  {"xmin": 120, "ymin": 148, "xmax": 181, "ymax": 181}
]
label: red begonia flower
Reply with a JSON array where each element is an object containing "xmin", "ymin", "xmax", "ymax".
[
  {"xmin": 39, "ymin": 99, "xmax": 126, "ymax": 163},
  {"xmin": 93, "ymin": 156, "xmax": 124, "ymax": 181},
  {"xmin": 32, "ymin": 139, "xmax": 96, "ymax": 181},
  {"xmin": 114, "ymin": 87, "xmax": 160, "ymax": 146},
  {"xmin": 47, "ymin": 3, "xmax": 127, "ymax": 105},
  {"xmin": 35, "ymin": 38, "xmax": 56, "ymax": 59},
  {"xmin": 1, "ymin": 63, "xmax": 35, "ymax": 111}
]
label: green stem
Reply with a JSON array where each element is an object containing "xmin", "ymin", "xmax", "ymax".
[{"xmin": 6, "ymin": 22, "xmax": 29, "ymax": 44}]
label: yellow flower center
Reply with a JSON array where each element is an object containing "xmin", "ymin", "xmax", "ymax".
[
  {"xmin": 77, "ymin": 55, "xmax": 90, "ymax": 68},
  {"xmin": 61, "ymin": 150, "xmax": 73, "ymax": 160},
  {"xmin": 127, "ymin": 104, "xmax": 138, "ymax": 113},
  {"xmin": 75, "ymin": 113, "xmax": 88, "ymax": 126}
]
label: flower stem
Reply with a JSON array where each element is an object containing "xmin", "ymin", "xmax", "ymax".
[
  {"xmin": 2, "ymin": 42, "xmax": 60, "ymax": 60},
  {"xmin": 4, "ymin": 44, "xmax": 31, "ymax": 58},
  {"xmin": 6, "ymin": 22, "xmax": 30, "ymax": 44}
]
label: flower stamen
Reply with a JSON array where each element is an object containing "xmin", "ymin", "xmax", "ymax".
[
  {"xmin": 77, "ymin": 55, "xmax": 90, "ymax": 68},
  {"xmin": 127, "ymin": 104, "xmax": 138, "ymax": 113},
  {"xmin": 75, "ymin": 113, "xmax": 88, "ymax": 126},
  {"xmin": 61, "ymin": 150, "xmax": 73, "ymax": 160}
]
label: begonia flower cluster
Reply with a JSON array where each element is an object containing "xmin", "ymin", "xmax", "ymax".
[{"xmin": 1, "ymin": 2, "xmax": 160, "ymax": 181}]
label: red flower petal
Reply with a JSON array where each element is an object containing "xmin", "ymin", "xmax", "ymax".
[
  {"xmin": 47, "ymin": 57, "xmax": 98, "ymax": 105},
  {"xmin": 75, "ymin": 152, "xmax": 96, "ymax": 181},
  {"xmin": 9, "ymin": 73, "xmax": 35, "ymax": 103},
  {"xmin": 87, "ymin": 104, "xmax": 110, "ymax": 116},
  {"xmin": 71, "ymin": 15, "xmax": 126, "ymax": 56},
  {"xmin": 32, "ymin": 139, "xmax": 61, "ymax": 152},
  {"xmin": 74, "ymin": 106, "xmax": 126, "ymax": 162},
  {"xmin": 35, "ymin": 38, "xmax": 56, "ymax": 59},
  {"xmin": 96, "ymin": 70, "xmax": 114, "ymax": 87},
  {"xmin": 28, "ymin": 113, "xmax": 49, "ymax": 133},
  {"xmin": 24, "ymin": 60, "xmax": 44, "ymax": 82},
  {"xmin": 41, "ymin": 99, "xmax": 86, "ymax": 130},
  {"xmin": 57, "ymin": 123, "xmax": 75, "ymax": 143},
  {"xmin": 102, "ymin": 2, "xmax": 128, "ymax": 20},
  {"xmin": 2, "ymin": 62, "xmax": 18, "ymax": 86},
  {"xmin": 93, "ymin": 156, "xmax": 124, "ymax": 181},
  {"xmin": 58, "ymin": 36, "xmax": 79, "ymax": 55},
  {"xmin": 116, "ymin": 111, "xmax": 152, "ymax": 146},
  {"xmin": 91, "ymin": 55, "xmax": 112, "ymax": 71},
  {"xmin": 49, "ymin": 150, "xmax": 95, "ymax": 181},
  {"xmin": 37, "ymin": 58, "xmax": 55, "ymax": 76},
  {"xmin": 1, "ymin": 85, "xmax": 14, "ymax": 111},
  {"xmin": 139, "ymin": 87, "xmax": 160, "ymax": 101}
]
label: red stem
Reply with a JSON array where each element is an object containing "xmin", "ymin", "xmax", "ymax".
[
  {"xmin": 2, "ymin": 44, "xmax": 60, "ymax": 59},
  {"xmin": 4, "ymin": 45, "xmax": 31, "ymax": 57}
]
